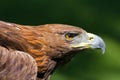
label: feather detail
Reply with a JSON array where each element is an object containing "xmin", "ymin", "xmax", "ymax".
[{"xmin": 0, "ymin": 46, "xmax": 37, "ymax": 80}]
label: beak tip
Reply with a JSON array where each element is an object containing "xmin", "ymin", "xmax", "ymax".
[
  {"xmin": 102, "ymin": 47, "xmax": 105, "ymax": 54},
  {"xmin": 98, "ymin": 36, "xmax": 106, "ymax": 54},
  {"xmin": 97, "ymin": 38, "xmax": 106, "ymax": 54}
]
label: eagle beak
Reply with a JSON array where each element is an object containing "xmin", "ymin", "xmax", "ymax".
[{"xmin": 71, "ymin": 33, "xmax": 106, "ymax": 54}]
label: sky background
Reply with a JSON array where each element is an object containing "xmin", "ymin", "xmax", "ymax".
[{"xmin": 0, "ymin": 0, "xmax": 120, "ymax": 80}]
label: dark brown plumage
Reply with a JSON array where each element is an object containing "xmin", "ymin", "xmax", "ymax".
[{"xmin": 0, "ymin": 21, "xmax": 105, "ymax": 80}]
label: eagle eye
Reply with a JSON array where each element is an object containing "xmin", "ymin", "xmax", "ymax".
[{"xmin": 64, "ymin": 32, "xmax": 79, "ymax": 41}]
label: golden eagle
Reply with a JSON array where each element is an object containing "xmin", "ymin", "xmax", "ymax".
[{"xmin": 0, "ymin": 21, "xmax": 105, "ymax": 80}]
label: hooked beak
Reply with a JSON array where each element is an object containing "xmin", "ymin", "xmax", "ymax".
[{"xmin": 71, "ymin": 33, "xmax": 106, "ymax": 54}]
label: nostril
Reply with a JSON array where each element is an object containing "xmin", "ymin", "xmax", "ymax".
[{"xmin": 89, "ymin": 37, "xmax": 94, "ymax": 40}]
